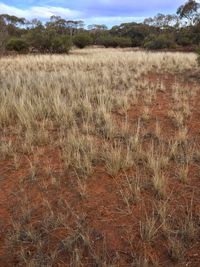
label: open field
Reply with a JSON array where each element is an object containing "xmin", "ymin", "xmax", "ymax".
[{"xmin": 0, "ymin": 48, "xmax": 200, "ymax": 266}]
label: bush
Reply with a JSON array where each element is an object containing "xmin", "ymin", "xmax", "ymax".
[
  {"xmin": 73, "ymin": 33, "xmax": 93, "ymax": 48},
  {"xmin": 176, "ymin": 29, "xmax": 194, "ymax": 47},
  {"xmin": 23, "ymin": 31, "xmax": 50, "ymax": 53},
  {"xmin": 197, "ymin": 46, "xmax": 200, "ymax": 66},
  {"xmin": 50, "ymin": 35, "xmax": 72, "ymax": 53},
  {"xmin": 96, "ymin": 35, "xmax": 118, "ymax": 47},
  {"xmin": 176, "ymin": 35, "xmax": 193, "ymax": 47},
  {"xmin": 115, "ymin": 37, "xmax": 132, "ymax": 48},
  {"xmin": 96, "ymin": 35, "xmax": 132, "ymax": 48},
  {"xmin": 23, "ymin": 31, "xmax": 72, "ymax": 54},
  {"xmin": 132, "ymin": 36, "xmax": 144, "ymax": 47},
  {"xmin": 6, "ymin": 38, "xmax": 28, "ymax": 52},
  {"xmin": 144, "ymin": 34, "xmax": 176, "ymax": 50}
]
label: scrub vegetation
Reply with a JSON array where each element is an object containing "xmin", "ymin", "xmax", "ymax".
[{"xmin": 0, "ymin": 0, "xmax": 200, "ymax": 54}]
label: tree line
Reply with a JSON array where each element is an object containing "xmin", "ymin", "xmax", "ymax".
[{"xmin": 0, "ymin": 0, "xmax": 200, "ymax": 54}]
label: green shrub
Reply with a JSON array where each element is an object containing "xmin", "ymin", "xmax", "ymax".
[
  {"xmin": 6, "ymin": 38, "xmax": 28, "ymax": 52},
  {"xmin": 73, "ymin": 33, "xmax": 93, "ymax": 48},
  {"xmin": 96, "ymin": 35, "xmax": 118, "ymax": 47},
  {"xmin": 23, "ymin": 31, "xmax": 46, "ymax": 53},
  {"xmin": 176, "ymin": 36, "xmax": 193, "ymax": 47},
  {"xmin": 132, "ymin": 36, "xmax": 144, "ymax": 47},
  {"xmin": 197, "ymin": 45, "xmax": 200, "ymax": 66},
  {"xmin": 144, "ymin": 34, "xmax": 176, "ymax": 50},
  {"xmin": 50, "ymin": 35, "xmax": 72, "ymax": 53},
  {"xmin": 115, "ymin": 37, "xmax": 132, "ymax": 48},
  {"xmin": 24, "ymin": 31, "xmax": 72, "ymax": 54},
  {"xmin": 176, "ymin": 34, "xmax": 193, "ymax": 47},
  {"xmin": 96, "ymin": 35, "xmax": 132, "ymax": 48}
]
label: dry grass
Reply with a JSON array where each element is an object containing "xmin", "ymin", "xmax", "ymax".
[{"xmin": 0, "ymin": 48, "xmax": 199, "ymax": 266}]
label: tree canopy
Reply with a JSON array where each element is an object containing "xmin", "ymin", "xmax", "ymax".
[{"xmin": 0, "ymin": 1, "xmax": 200, "ymax": 54}]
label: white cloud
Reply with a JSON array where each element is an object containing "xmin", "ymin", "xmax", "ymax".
[
  {"xmin": 84, "ymin": 16, "xmax": 145, "ymax": 27},
  {"xmin": 0, "ymin": 2, "xmax": 145, "ymax": 26},
  {"xmin": 0, "ymin": 2, "xmax": 81, "ymax": 19}
]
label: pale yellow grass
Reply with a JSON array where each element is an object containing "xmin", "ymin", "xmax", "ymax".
[{"xmin": 1, "ymin": 48, "xmax": 199, "ymax": 266}]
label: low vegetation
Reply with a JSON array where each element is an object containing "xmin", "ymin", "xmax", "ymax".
[{"xmin": 0, "ymin": 48, "xmax": 200, "ymax": 266}]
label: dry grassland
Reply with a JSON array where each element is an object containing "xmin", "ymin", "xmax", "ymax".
[{"xmin": 0, "ymin": 48, "xmax": 200, "ymax": 266}]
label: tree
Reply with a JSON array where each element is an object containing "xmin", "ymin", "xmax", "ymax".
[
  {"xmin": 0, "ymin": 14, "xmax": 25, "ymax": 25},
  {"xmin": 73, "ymin": 33, "xmax": 93, "ymax": 48},
  {"xmin": 0, "ymin": 14, "xmax": 26, "ymax": 37},
  {"xmin": 88, "ymin": 24, "xmax": 108, "ymax": 31},
  {"xmin": 144, "ymin": 14, "xmax": 180, "ymax": 29},
  {"xmin": 177, "ymin": 0, "xmax": 200, "ymax": 25},
  {"xmin": 46, "ymin": 16, "xmax": 68, "ymax": 35},
  {"xmin": 1, "ymin": 3, "xmax": 200, "ymax": 55},
  {"xmin": 110, "ymin": 22, "xmax": 156, "ymax": 47},
  {"xmin": 66, "ymin": 20, "xmax": 84, "ymax": 36},
  {"xmin": 27, "ymin": 19, "xmax": 43, "ymax": 29},
  {"xmin": 0, "ymin": 16, "xmax": 8, "ymax": 53},
  {"xmin": 88, "ymin": 24, "xmax": 108, "ymax": 44},
  {"xmin": 24, "ymin": 28, "xmax": 72, "ymax": 54},
  {"xmin": 24, "ymin": 27, "xmax": 49, "ymax": 53},
  {"xmin": 45, "ymin": 17, "xmax": 84, "ymax": 36}
]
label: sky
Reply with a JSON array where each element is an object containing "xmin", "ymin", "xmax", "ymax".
[{"xmin": 0, "ymin": 0, "xmax": 185, "ymax": 27}]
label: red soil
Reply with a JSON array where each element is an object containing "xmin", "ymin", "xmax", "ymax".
[{"xmin": 0, "ymin": 72, "xmax": 200, "ymax": 267}]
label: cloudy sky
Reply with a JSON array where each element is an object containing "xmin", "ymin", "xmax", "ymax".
[{"xmin": 0, "ymin": 0, "xmax": 185, "ymax": 27}]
